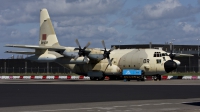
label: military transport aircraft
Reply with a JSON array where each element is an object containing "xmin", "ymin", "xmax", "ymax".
[{"xmin": 5, "ymin": 8, "xmax": 192, "ymax": 81}]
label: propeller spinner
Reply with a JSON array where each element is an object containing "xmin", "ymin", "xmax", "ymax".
[
  {"xmin": 74, "ymin": 39, "xmax": 90, "ymax": 63},
  {"xmin": 101, "ymin": 40, "xmax": 115, "ymax": 66}
]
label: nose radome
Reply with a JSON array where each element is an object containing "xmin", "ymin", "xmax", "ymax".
[{"xmin": 164, "ymin": 60, "xmax": 177, "ymax": 73}]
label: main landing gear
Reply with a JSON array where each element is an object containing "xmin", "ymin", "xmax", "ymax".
[
  {"xmin": 153, "ymin": 74, "xmax": 162, "ymax": 81},
  {"xmin": 137, "ymin": 75, "xmax": 145, "ymax": 81},
  {"xmin": 90, "ymin": 77, "xmax": 105, "ymax": 81}
]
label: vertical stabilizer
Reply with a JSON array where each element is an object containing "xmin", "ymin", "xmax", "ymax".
[{"xmin": 39, "ymin": 8, "xmax": 60, "ymax": 46}]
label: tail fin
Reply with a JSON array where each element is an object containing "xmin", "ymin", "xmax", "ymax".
[{"xmin": 39, "ymin": 8, "xmax": 60, "ymax": 46}]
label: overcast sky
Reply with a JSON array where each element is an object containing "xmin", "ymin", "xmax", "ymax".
[{"xmin": 2, "ymin": 0, "xmax": 200, "ymax": 58}]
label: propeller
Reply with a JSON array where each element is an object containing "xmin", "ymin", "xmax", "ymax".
[
  {"xmin": 101, "ymin": 40, "xmax": 115, "ymax": 66},
  {"xmin": 169, "ymin": 43, "xmax": 174, "ymax": 60},
  {"xmin": 74, "ymin": 39, "xmax": 90, "ymax": 63},
  {"xmin": 169, "ymin": 43, "xmax": 180, "ymax": 60}
]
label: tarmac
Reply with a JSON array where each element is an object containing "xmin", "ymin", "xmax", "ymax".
[{"xmin": 0, "ymin": 79, "xmax": 200, "ymax": 112}]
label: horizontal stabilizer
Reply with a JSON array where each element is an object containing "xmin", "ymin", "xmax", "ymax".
[{"xmin": 5, "ymin": 51, "xmax": 35, "ymax": 54}]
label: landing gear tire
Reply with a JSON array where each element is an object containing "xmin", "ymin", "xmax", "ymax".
[
  {"xmin": 153, "ymin": 76, "xmax": 158, "ymax": 81},
  {"xmin": 90, "ymin": 77, "xmax": 97, "ymax": 81},
  {"xmin": 158, "ymin": 75, "xmax": 162, "ymax": 81},
  {"xmin": 98, "ymin": 77, "xmax": 105, "ymax": 81},
  {"xmin": 153, "ymin": 75, "xmax": 161, "ymax": 81},
  {"xmin": 90, "ymin": 77, "xmax": 105, "ymax": 81},
  {"xmin": 137, "ymin": 75, "xmax": 145, "ymax": 81}
]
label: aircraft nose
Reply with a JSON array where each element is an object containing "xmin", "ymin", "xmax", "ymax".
[{"xmin": 164, "ymin": 60, "xmax": 177, "ymax": 73}]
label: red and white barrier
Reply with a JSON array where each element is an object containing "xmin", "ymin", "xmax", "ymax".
[
  {"xmin": 0, "ymin": 75, "xmax": 199, "ymax": 80},
  {"xmin": 0, "ymin": 76, "xmax": 90, "ymax": 80}
]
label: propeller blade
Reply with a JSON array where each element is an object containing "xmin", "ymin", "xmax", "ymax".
[
  {"xmin": 83, "ymin": 42, "xmax": 91, "ymax": 49},
  {"xmin": 74, "ymin": 55, "xmax": 79, "ymax": 60},
  {"xmin": 109, "ymin": 46, "xmax": 115, "ymax": 52},
  {"xmin": 75, "ymin": 39, "xmax": 81, "ymax": 49},
  {"xmin": 107, "ymin": 58, "xmax": 112, "ymax": 66},
  {"xmin": 84, "ymin": 56, "xmax": 89, "ymax": 63},
  {"xmin": 102, "ymin": 40, "xmax": 106, "ymax": 50},
  {"xmin": 169, "ymin": 42, "xmax": 175, "ymax": 60}
]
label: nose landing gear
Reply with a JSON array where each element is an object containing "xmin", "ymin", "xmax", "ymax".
[{"xmin": 153, "ymin": 74, "xmax": 162, "ymax": 81}]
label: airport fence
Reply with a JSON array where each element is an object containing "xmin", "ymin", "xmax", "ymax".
[
  {"xmin": 0, "ymin": 66, "xmax": 199, "ymax": 74},
  {"xmin": 0, "ymin": 67, "xmax": 70, "ymax": 74}
]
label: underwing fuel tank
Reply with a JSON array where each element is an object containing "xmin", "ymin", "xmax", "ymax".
[
  {"xmin": 104, "ymin": 65, "xmax": 121, "ymax": 75},
  {"xmin": 26, "ymin": 54, "xmax": 57, "ymax": 62}
]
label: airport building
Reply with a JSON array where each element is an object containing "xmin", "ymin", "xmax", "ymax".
[{"xmin": 0, "ymin": 44, "xmax": 199, "ymax": 73}]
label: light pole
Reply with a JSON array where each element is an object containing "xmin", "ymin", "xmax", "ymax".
[
  {"xmin": 118, "ymin": 40, "xmax": 122, "ymax": 49},
  {"xmin": 197, "ymin": 39, "xmax": 200, "ymax": 56},
  {"xmin": 171, "ymin": 39, "xmax": 175, "ymax": 52}
]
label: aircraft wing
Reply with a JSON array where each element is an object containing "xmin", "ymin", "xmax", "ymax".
[
  {"xmin": 5, "ymin": 44, "xmax": 66, "ymax": 51},
  {"xmin": 167, "ymin": 53, "xmax": 193, "ymax": 57},
  {"xmin": 5, "ymin": 51, "xmax": 35, "ymax": 54},
  {"xmin": 178, "ymin": 54, "xmax": 193, "ymax": 57}
]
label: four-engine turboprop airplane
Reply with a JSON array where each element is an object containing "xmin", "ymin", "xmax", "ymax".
[{"xmin": 5, "ymin": 8, "xmax": 192, "ymax": 81}]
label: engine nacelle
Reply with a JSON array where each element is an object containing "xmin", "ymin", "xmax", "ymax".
[
  {"xmin": 26, "ymin": 54, "xmax": 57, "ymax": 62},
  {"xmin": 88, "ymin": 54, "xmax": 104, "ymax": 60},
  {"xmin": 104, "ymin": 65, "xmax": 121, "ymax": 75},
  {"xmin": 63, "ymin": 50, "xmax": 78, "ymax": 58}
]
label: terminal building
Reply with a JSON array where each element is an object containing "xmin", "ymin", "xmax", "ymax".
[{"xmin": 0, "ymin": 44, "xmax": 199, "ymax": 73}]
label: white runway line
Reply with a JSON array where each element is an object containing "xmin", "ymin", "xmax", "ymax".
[
  {"xmin": 21, "ymin": 101, "xmax": 194, "ymax": 112},
  {"xmin": 22, "ymin": 108, "xmax": 93, "ymax": 112}
]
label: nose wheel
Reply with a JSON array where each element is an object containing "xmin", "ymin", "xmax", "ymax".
[{"xmin": 153, "ymin": 75, "xmax": 162, "ymax": 81}]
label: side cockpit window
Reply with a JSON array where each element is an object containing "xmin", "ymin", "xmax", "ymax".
[{"xmin": 156, "ymin": 59, "xmax": 161, "ymax": 64}]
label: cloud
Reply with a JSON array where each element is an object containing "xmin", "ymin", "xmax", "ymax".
[
  {"xmin": 178, "ymin": 22, "xmax": 200, "ymax": 33},
  {"xmin": 0, "ymin": 0, "xmax": 125, "ymax": 25},
  {"xmin": 109, "ymin": 19, "xmax": 127, "ymax": 27},
  {"xmin": 57, "ymin": 16, "xmax": 108, "ymax": 26},
  {"xmin": 53, "ymin": 24, "xmax": 127, "ymax": 48},
  {"xmin": 132, "ymin": 0, "xmax": 200, "ymax": 22},
  {"xmin": 143, "ymin": 0, "xmax": 181, "ymax": 19}
]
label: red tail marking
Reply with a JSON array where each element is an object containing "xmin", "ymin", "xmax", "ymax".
[{"xmin": 42, "ymin": 34, "xmax": 47, "ymax": 40}]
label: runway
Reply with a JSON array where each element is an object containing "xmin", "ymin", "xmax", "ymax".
[{"xmin": 0, "ymin": 80, "xmax": 200, "ymax": 112}]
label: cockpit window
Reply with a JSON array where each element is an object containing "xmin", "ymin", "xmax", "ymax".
[
  {"xmin": 156, "ymin": 53, "xmax": 159, "ymax": 57},
  {"xmin": 153, "ymin": 52, "xmax": 162, "ymax": 57}
]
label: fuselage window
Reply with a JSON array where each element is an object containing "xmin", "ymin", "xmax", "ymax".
[{"xmin": 156, "ymin": 59, "xmax": 161, "ymax": 64}]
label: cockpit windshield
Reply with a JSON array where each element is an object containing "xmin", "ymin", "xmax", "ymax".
[{"xmin": 154, "ymin": 52, "xmax": 168, "ymax": 57}]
